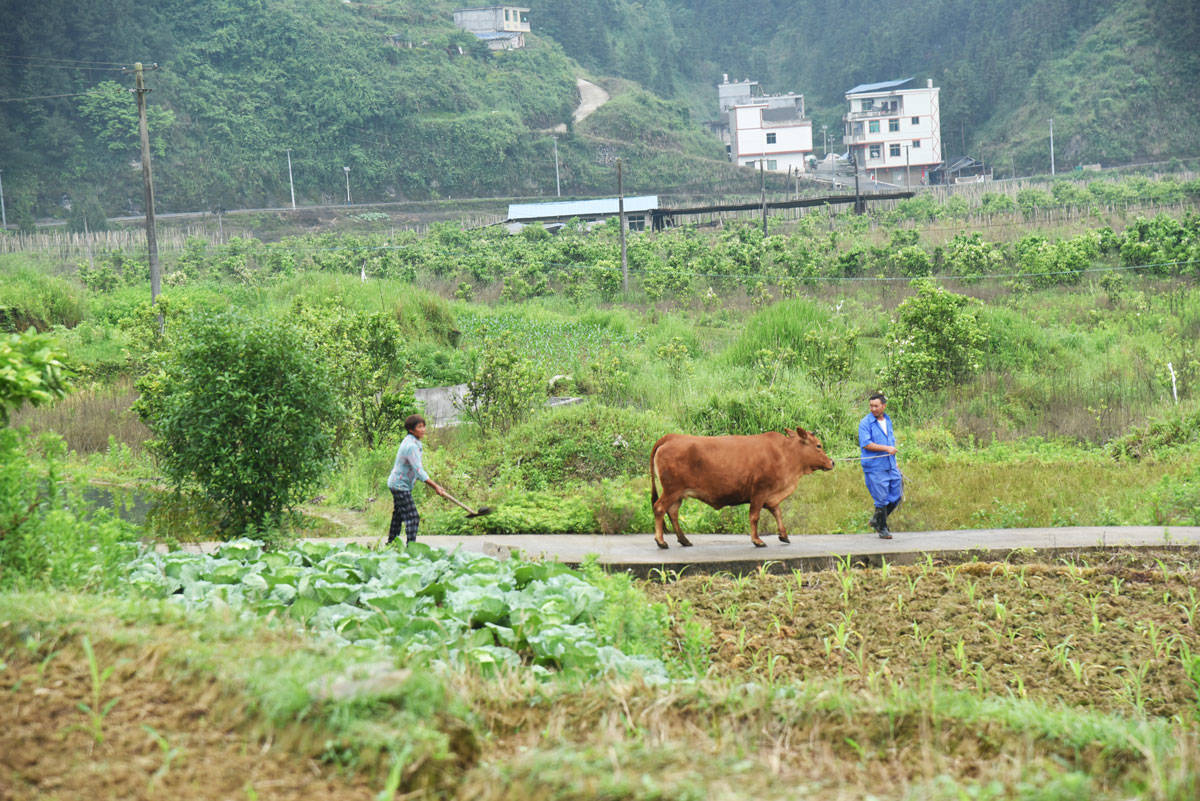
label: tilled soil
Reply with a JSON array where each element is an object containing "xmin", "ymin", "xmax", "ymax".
[
  {"xmin": 645, "ymin": 548, "xmax": 1200, "ymax": 718},
  {"xmin": 0, "ymin": 634, "xmax": 378, "ymax": 801}
]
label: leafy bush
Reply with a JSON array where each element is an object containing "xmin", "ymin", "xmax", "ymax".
[
  {"xmin": 293, "ymin": 297, "xmax": 417, "ymax": 449},
  {"xmin": 883, "ymin": 280, "xmax": 985, "ymax": 395},
  {"xmin": 1, "ymin": 328, "xmax": 72, "ymax": 425},
  {"xmin": 134, "ymin": 309, "xmax": 340, "ymax": 534},
  {"xmin": 463, "ymin": 332, "xmax": 545, "ymax": 435}
]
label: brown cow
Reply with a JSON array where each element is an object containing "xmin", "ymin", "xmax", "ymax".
[{"xmin": 649, "ymin": 428, "xmax": 834, "ymax": 549}]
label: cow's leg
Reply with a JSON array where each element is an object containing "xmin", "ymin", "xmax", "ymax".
[
  {"xmin": 748, "ymin": 503, "xmax": 766, "ymax": 548},
  {"xmin": 667, "ymin": 499, "xmax": 691, "ymax": 547},
  {"xmin": 653, "ymin": 494, "xmax": 670, "ymax": 549},
  {"xmin": 769, "ymin": 504, "xmax": 789, "ymax": 544}
]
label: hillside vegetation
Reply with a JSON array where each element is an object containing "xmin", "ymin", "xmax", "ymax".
[{"xmin": 2, "ymin": 0, "xmax": 1198, "ymax": 222}]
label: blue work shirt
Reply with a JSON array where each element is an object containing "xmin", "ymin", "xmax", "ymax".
[
  {"xmin": 858, "ymin": 412, "xmax": 898, "ymax": 473},
  {"xmin": 387, "ymin": 433, "xmax": 430, "ymax": 492}
]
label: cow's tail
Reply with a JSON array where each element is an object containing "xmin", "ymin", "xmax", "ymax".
[{"xmin": 649, "ymin": 437, "xmax": 663, "ymax": 507}]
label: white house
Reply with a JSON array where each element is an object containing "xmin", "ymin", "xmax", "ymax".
[
  {"xmin": 842, "ymin": 78, "xmax": 941, "ymax": 186},
  {"xmin": 453, "ymin": 6, "xmax": 529, "ymax": 49},
  {"xmin": 723, "ymin": 76, "xmax": 813, "ymax": 174}
]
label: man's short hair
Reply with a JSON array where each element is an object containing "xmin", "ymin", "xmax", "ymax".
[
  {"xmin": 404, "ymin": 414, "xmax": 426, "ymax": 433},
  {"xmin": 868, "ymin": 393, "xmax": 887, "ymax": 404}
]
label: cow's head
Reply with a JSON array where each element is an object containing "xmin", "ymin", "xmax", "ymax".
[{"xmin": 786, "ymin": 427, "xmax": 835, "ymax": 471}]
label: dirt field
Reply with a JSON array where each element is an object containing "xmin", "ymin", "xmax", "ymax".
[{"xmin": 0, "ymin": 634, "xmax": 377, "ymax": 801}]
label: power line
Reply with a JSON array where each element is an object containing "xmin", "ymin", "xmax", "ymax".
[
  {"xmin": 0, "ymin": 91, "xmax": 100, "ymax": 103},
  {"xmin": 0, "ymin": 54, "xmax": 129, "ymax": 67}
]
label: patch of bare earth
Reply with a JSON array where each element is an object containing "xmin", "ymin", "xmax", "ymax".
[{"xmin": 0, "ymin": 635, "xmax": 377, "ymax": 801}]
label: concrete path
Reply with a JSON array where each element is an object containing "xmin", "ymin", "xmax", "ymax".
[
  {"xmin": 190, "ymin": 527, "xmax": 1200, "ymax": 576},
  {"xmin": 548, "ymin": 78, "xmax": 611, "ymax": 133}
]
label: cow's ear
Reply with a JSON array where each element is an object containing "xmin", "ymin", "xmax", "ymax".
[
  {"xmin": 784, "ymin": 427, "xmax": 796, "ymax": 437},
  {"xmin": 796, "ymin": 427, "xmax": 809, "ymax": 439}
]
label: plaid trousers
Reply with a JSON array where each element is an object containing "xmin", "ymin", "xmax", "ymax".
[{"xmin": 387, "ymin": 489, "xmax": 420, "ymax": 544}]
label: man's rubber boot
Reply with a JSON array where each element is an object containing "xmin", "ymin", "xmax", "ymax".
[{"xmin": 873, "ymin": 507, "xmax": 892, "ymax": 539}]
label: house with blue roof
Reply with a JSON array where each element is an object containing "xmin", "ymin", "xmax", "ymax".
[{"xmin": 843, "ymin": 78, "xmax": 942, "ymax": 187}]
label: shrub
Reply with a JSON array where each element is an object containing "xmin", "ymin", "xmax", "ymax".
[
  {"xmin": 463, "ymin": 332, "xmax": 545, "ymax": 435},
  {"xmin": 134, "ymin": 309, "xmax": 340, "ymax": 534},
  {"xmin": 883, "ymin": 279, "xmax": 985, "ymax": 395},
  {"xmin": 293, "ymin": 298, "xmax": 417, "ymax": 449},
  {"xmin": 1, "ymin": 328, "xmax": 72, "ymax": 425}
]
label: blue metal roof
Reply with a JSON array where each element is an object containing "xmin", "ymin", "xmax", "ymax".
[
  {"xmin": 846, "ymin": 78, "xmax": 913, "ymax": 95},
  {"xmin": 508, "ymin": 196, "xmax": 659, "ymax": 221}
]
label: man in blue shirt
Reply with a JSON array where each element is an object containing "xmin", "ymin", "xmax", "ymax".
[
  {"xmin": 858, "ymin": 393, "xmax": 903, "ymax": 539},
  {"xmin": 386, "ymin": 414, "xmax": 448, "ymax": 545}
]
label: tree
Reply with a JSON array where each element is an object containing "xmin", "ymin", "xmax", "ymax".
[
  {"xmin": 883, "ymin": 279, "xmax": 984, "ymax": 395},
  {"xmin": 0, "ymin": 329, "xmax": 72, "ymax": 426},
  {"xmin": 463, "ymin": 333, "xmax": 544, "ymax": 435},
  {"xmin": 134, "ymin": 310, "xmax": 340, "ymax": 534},
  {"xmin": 292, "ymin": 298, "xmax": 417, "ymax": 449}
]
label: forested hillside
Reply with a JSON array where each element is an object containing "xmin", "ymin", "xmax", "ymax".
[
  {"xmin": 0, "ymin": 0, "xmax": 747, "ymax": 223},
  {"xmin": 1, "ymin": 0, "xmax": 1196, "ymax": 222},
  {"xmin": 535, "ymin": 0, "xmax": 1200, "ymax": 172}
]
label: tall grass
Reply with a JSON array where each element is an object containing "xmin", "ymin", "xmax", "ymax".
[{"xmin": 10, "ymin": 377, "xmax": 150, "ymax": 454}]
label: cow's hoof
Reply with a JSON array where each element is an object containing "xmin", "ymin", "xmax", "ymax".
[
  {"xmin": 778, "ymin": 535, "xmax": 790, "ymax": 544},
  {"xmin": 655, "ymin": 540, "xmax": 669, "ymax": 550},
  {"xmin": 752, "ymin": 540, "xmax": 766, "ymax": 548}
]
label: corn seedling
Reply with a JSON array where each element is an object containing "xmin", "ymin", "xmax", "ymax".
[
  {"xmin": 1109, "ymin": 576, "xmax": 1124, "ymax": 597},
  {"xmin": 1139, "ymin": 621, "xmax": 1167, "ymax": 660},
  {"xmin": 992, "ymin": 595, "xmax": 1008, "ymax": 624},
  {"xmin": 143, "ymin": 724, "xmax": 183, "ymax": 791},
  {"xmin": 1050, "ymin": 637, "xmax": 1074, "ymax": 672},
  {"xmin": 953, "ymin": 638, "xmax": 968, "ymax": 674},
  {"xmin": 1115, "ymin": 662, "xmax": 1151, "ymax": 715},
  {"xmin": 894, "ymin": 592, "xmax": 905, "ymax": 615},
  {"xmin": 76, "ymin": 636, "xmax": 119, "ymax": 745},
  {"xmin": 962, "ymin": 578, "xmax": 978, "ymax": 604},
  {"xmin": 1175, "ymin": 587, "xmax": 1198, "ymax": 628},
  {"xmin": 879, "ymin": 557, "xmax": 891, "ymax": 581},
  {"xmin": 910, "ymin": 621, "xmax": 932, "ymax": 651}
]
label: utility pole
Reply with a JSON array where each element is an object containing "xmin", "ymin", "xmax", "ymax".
[
  {"xmin": 552, "ymin": 136, "xmax": 561, "ymax": 197},
  {"xmin": 905, "ymin": 144, "xmax": 911, "ymax": 188},
  {"xmin": 0, "ymin": 168, "xmax": 6, "ymax": 230},
  {"xmin": 617, "ymin": 158, "xmax": 627, "ymax": 292},
  {"xmin": 133, "ymin": 62, "xmax": 162, "ymax": 329},
  {"xmin": 759, "ymin": 159, "xmax": 767, "ymax": 237},
  {"xmin": 851, "ymin": 149, "xmax": 863, "ymax": 214},
  {"xmin": 822, "ymin": 124, "xmax": 828, "ymax": 156},
  {"xmin": 1049, "ymin": 118, "xmax": 1055, "ymax": 175},
  {"xmin": 343, "ymin": 165, "xmax": 351, "ymax": 205},
  {"xmin": 286, "ymin": 149, "xmax": 296, "ymax": 209}
]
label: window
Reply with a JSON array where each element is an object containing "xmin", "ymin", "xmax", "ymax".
[
  {"xmin": 888, "ymin": 118, "xmax": 899, "ymax": 132},
  {"xmin": 868, "ymin": 120, "xmax": 880, "ymax": 134},
  {"xmin": 505, "ymin": 8, "xmax": 511, "ymax": 20},
  {"xmin": 767, "ymin": 159, "xmax": 778, "ymax": 170},
  {"xmin": 868, "ymin": 144, "xmax": 881, "ymax": 159},
  {"xmin": 862, "ymin": 99, "xmax": 874, "ymax": 111},
  {"xmin": 627, "ymin": 214, "xmax": 646, "ymax": 232},
  {"xmin": 520, "ymin": 11, "xmax": 528, "ymax": 23},
  {"xmin": 766, "ymin": 132, "xmax": 776, "ymax": 144},
  {"xmin": 853, "ymin": 122, "xmax": 863, "ymax": 136},
  {"xmin": 890, "ymin": 144, "xmax": 901, "ymax": 157},
  {"xmin": 911, "ymin": 116, "xmax": 920, "ymax": 126},
  {"xmin": 912, "ymin": 139, "xmax": 921, "ymax": 149}
]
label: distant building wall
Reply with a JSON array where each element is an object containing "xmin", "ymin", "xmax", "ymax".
[
  {"xmin": 453, "ymin": 6, "xmax": 530, "ymax": 34},
  {"xmin": 843, "ymin": 78, "xmax": 941, "ymax": 185}
]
